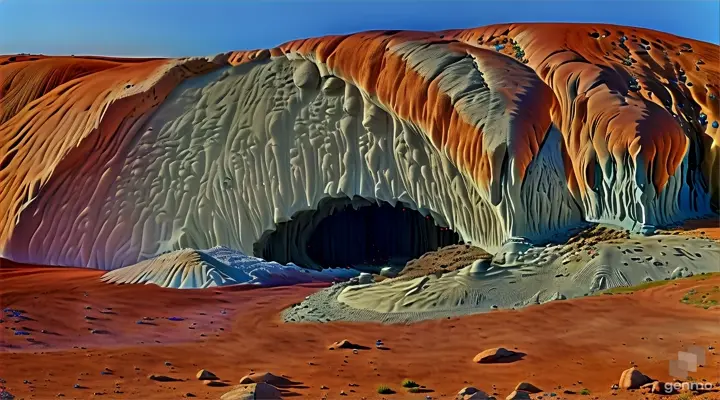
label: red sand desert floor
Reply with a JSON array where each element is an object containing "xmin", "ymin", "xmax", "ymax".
[{"xmin": 1, "ymin": 260, "xmax": 719, "ymax": 400}]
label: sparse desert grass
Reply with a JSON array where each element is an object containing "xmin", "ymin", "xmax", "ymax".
[
  {"xmin": 601, "ymin": 272, "xmax": 719, "ymax": 295},
  {"xmin": 401, "ymin": 379, "xmax": 419, "ymax": 388},
  {"xmin": 681, "ymin": 285, "xmax": 720, "ymax": 309},
  {"xmin": 580, "ymin": 388, "xmax": 591, "ymax": 395},
  {"xmin": 677, "ymin": 392, "xmax": 695, "ymax": 400},
  {"xmin": 377, "ymin": 384, "xmax": 393, "ymax": 394},
  {"xmin": 602, "ymin": 280, "xmax": 669, "ymax": 294}
]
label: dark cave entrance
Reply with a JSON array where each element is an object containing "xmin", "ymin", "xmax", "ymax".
[{"xmin": 254, "ymin": 197, "xmax": 461, "ymax": 270}]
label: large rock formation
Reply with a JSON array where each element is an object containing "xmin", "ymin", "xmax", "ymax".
[{"xmin": 0, "ymin": 23, "xmax": 717, "ymax": 270}]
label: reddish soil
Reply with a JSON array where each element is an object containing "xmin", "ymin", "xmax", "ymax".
[
  {"xmin": 398, "ymin": 244, "xmax": 491, "ymax": 280},
  {"xmin": 673, "ymin": 218, "xmax": 720, "ymax": 240},
  {"xmin": 1, "ymin": 259, "xmax": 719, "ymax": 400}
]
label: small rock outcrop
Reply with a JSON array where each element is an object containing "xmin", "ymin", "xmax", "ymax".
[
  {"xmin": 619, "ymin": 367, "xmax": 652, "ymax": 389},
  {"xmin": 506, "ymin": 391, "xmax": 531, "ymax": 400},
  {"xmin": 196, "ymin": 369, "xmax": 218, "ymax": 380},
  {"xmin": 473, "ymin": 347, "xmax": 520, "ymax": 363},
  {"xmin": 239, "ymin": 372, "xmax": 291, "ymax": 387},
  {"xmin": 514, "ymin": 382, "xmax": 542, "ymax": 393},
  {"xmin": 203, "ymin": 380, "xmax": 227, "ymax": 387},
  {"xmin": 456, "ymin": 386, "xmax": 490, "ymax": 400},
  {"xmin": 220, "ymin": 382, "xmax": 282, "ymax": 400},
  {"xmin": 328, "ymin": 339, "xmax": 364, "ymax": 350},
  {"xmin": 147, "ymin": 374, "xmax": 180, "ymax": 382},
  {"xmin": 642, "ymin": 381, "xmax": 671, "ymax": 394},
  {"xmin": 357, "ymin": 273, "xmax": 373, "ymax": 285}
]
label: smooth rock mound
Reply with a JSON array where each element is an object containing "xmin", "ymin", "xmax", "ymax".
[
  {"xmin": 514, "ymin": 382, "xmax": 542, "ymax": 393},
  {"xmin": 238, "ymin": 372, "xmax": 292, "ymax": 387},
  {"xmin": 473, "ymin": 347, "xmax": 521, "ymax": 363},
  {"xmin": 619, "ymin": 367, "xmax": 653, "ymax": 389},
  {"xmin": 147, "ymin": 374, "xmax": 180, "ymax": 382},
  {"xmin": 456, "ymin": 386, "xmax": 490, "ymax": 400},
  {"xmin": 196, "ymin": 369, "xmax": 218, "ymax": 380},
  {"xmin": 506, "ymin": 391, "xmax": 531, "ymax": 400},
  {"xmin": 220, "ymin": 383, "xmax": 282, "ymax": 400},
  {"xmin": 328, "ymin": 339, "xmax": 367, "ymax": 350}
]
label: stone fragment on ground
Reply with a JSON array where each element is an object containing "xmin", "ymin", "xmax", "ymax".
[
  {"xmin": 505, "ymin": 390, "xmax": 531, "ymax": 400},
  {"xmin": 196, "ymin": 369, "xmax": 218, "ymax": 380},
  {"xmin": 203, "ymin": 380, "xmax": 227, "ymax": 387},
  {"xmin": 220, "ymin": 382, "xmax": 282, "ymax": 400},
  {"xmin": 238, "ymin": 372, "xmax": 291, "ymax": 387},
  {"xmin": 514, "ymin": 382, "xmax": 542, "ymax": 393},
  {"xmin": 618, "ymin": 367, "xmax": 652, "ymax": 389},
  {"xmin": 456, "ymin": 386, "xmax": 490, "ymax": 399},
  {"xmin": 147, "ymin": 374, "xmax": 180, "ymax": 382},
  {"xmin": 473, "ymin": 347, "xmax": 520, "ymax": 363},
  {"xmin": 328, "ymin": 339, "xmax": 365, "ymax": 350}
]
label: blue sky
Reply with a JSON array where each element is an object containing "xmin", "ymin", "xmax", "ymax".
[{"xmin": 1, "ymin": 0, "xmax": 718, "ymax": 57}]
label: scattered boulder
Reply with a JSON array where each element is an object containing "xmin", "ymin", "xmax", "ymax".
[
  {"xmin": 203, "ymin": 380, "xmax": 227, "ymax": 387},
  {"xmin": 456, "ymin": 387, "xmax": 490, "ymax": 400},
  {"xmin": 357, "ymin": 273, "xmax": 373, "ymax": 285},
  {"xmin": 506, "ymin": 391, "xmax": 531, "ymax": 400},
  {"xmin": 671, "ymin": 266, "xmax": 690, "ymax": 279},
  {"xmin": 147, "ymin": 374, "xmax": 180, "ymax": 382},
  {"xmin": 643, "ymin": 381, "xmax": 671, "ymax": 394},
  {"xmin": 196, "ymin": 369, "xmax": 218, "ymax": 381},
  {"xmin": 328, "ymin": 340, "xmax": 365, "ymax": 350},
  {"xmin": 514, "ymin": 382, "xmax": 542, "ymax": 393},
  {"xmin": 220, "ymin": 383, "xmax": 282, "ymax": 400},
  {"xmin": 239, "ymin": 372, "xmax": 291, "ymax": 387},
  {"xmin": 619, "ymin": 367, "xmax": 652, "ymax": 389},
  {"xmin": 379, "ymin": 267, "xmax": 398, "ymax": 278},
  {"xmin": 473, "ymin": 347, "xmax": 520, "ymax": 363}
]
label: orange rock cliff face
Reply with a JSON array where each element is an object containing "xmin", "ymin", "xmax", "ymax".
[{"xmin": 0, "ymin": 23, "xmax": 717, "ymax": 269}]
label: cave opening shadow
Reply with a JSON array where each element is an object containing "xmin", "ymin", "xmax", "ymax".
[{"xmin": 254, "ymin": 197, "xmax": 461, "ymax": 270}]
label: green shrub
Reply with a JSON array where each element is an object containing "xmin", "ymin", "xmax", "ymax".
[
  {"xmin": 402, "ymin": 379, "xmax": 419, "ymax": 388},
  {"xmin": 580, "ymin": 388, "xmax": 591, "ymax": 395},
  {"xmin": 377, "ymin": 385, "xmax": 393, "ymax": 394}
]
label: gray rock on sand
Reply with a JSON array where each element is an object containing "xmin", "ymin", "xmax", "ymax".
[
  {"xmin": 671, "ymin": 266, "xmax": 690, "ymax": 279},
  {"xmin": 506, "ymin": 390, "xmax": 531, "ymax": 399},
  {"xmin": 548, "ymin": 292, "xmax": 566, "ymax": 301},
  {"xmin": 380, "ymin": 267, "xmax": 398, "ymax": 278},
  {"xmin": 220, "ymin": 382, "xmax": 282, "ymax": 400},
  {"xmin": 514, "ymin": 382, "xmax": 542, "ymax": 393},
  {"xmin": 239, "ymin": 372, "xmax": 291, "ymax": 386},
  {"xmin": 456, "ymin": 386, "xmax": 490, "ymax": 399},
  {"xmin": 619, "ymin": 367, "xmax": 652, "ymax": 389},
  {"xmin": 357, "ymin": 273, "xmax": 373, "ymax": 285},
  {"xmin": 473, "ymin": 347, "xmax": 519, "ymax": 363},
  {"xmin": 196, "ymin": 369, "xmax": 218, "ymax": 380},
  {"xmin": 469, "ymin": 259, "xmax": 492, "ymax": 275}
]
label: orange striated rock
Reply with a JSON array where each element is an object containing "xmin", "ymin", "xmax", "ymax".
[
  {"xmin": 1, "ymin": 24, "xmax": 717, "ymax": 268},
  {"xmin": 0, "ymin": 55, "xmax": 226, "ymax": 263},
  {"xmin": 444, "ymin": 23, "xmax": 719, "ymax": 218}
]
